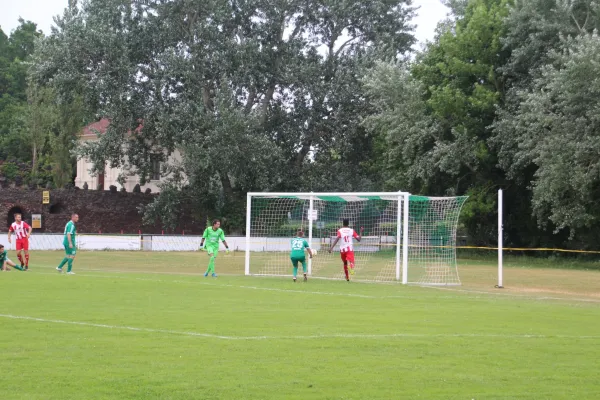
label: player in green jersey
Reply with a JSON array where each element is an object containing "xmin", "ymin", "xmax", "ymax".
[
  {"xmin": 290, "ymin": 230, "xmax": 313, "ymax": 282},
  {"xmin": 200, "ymin": 219, "xmax": 230, "ymax": 277},
  {"xmin": 56, "ymin": 213, "xmax": 78, "ymax": 274},
  {"xmin": 0, "ymin": 244, "xmax": 25, "ymax": 271}
]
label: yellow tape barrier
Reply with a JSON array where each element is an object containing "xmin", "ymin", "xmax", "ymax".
[
  {"xmin": 457, "ymin": 246, "xmax": 600, "ymax": 254},
  {"xmin": 30, "ymin": 235, "xmax": 600, "ymax": 255}
]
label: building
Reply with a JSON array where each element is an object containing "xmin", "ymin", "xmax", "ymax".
[{"xmin": 75, "ymin": 119, "xmax": 183, "ymax": 193}]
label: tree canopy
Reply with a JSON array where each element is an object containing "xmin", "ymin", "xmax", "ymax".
[{"xmin": 5, "ymin": 0, "xmax": 600, "ymax": 248}]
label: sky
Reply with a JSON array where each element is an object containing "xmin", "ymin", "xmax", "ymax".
[{"xmin": 0, "ymin": 0, "xmax": 449, "ymax": 46}]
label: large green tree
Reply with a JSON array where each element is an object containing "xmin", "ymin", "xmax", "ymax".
[
  {"xmin": 33, "ymin": 0, "xmax": 415, "ymax": 230},
  {"xmin": 495, "ymin": 33, "xmax": 600, "ymax": 245},
  {"xmin": 492, "ymin": 0, "xmax": 600, "ymax": 246},
  {"xmin": 0, "ymin": 19, "xmax": 43, "ymax": 161},
  {"xmin": 364, "ymin": 0, "xmax": 510, "ymax": 243}
]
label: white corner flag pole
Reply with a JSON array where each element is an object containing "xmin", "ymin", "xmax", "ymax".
[{"xmin": 496, "ymin": 189, "xmax": 504, "ymax": 288}]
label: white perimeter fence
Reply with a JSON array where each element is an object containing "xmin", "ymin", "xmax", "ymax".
[{"xmin": 1, "ymin": 234, "xmax": 398, "ymax": 252}]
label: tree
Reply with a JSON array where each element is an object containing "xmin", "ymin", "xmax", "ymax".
[
  {"xmin": 33, "ymin": 0, "xmax": 416, "ymax": 229},
  {"xmin": 491, "ymin": 0, "xmax": 600, "ymax": 246},
  {"xmin": 364, "ymin": 0, "xmax": 511, "ymax": 243},
  {"xmin": 52, "ymin": 95, "xmax": 85, "ymax": 188},
  {"xmin": 0, "ymin": 20, "xmax": 44, "ymax": 161},
  {"xmin": 23, "ymin": 81, "xmax": 56, "ymax": 177},
  {"xmin": 499, "ymin": 0, "xmax": 600, "ymax": 87},
  {"xmin": 362, "ymin": 61, "xmax": 437, "ymax": 192},
  {"xmin": 495, "ymin": 33, "xmax": 600, "ymax": 240}
]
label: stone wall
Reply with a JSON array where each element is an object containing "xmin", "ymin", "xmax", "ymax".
[{"xmin": 0, "ymin": 188, "xmax": 203, "ymax": 234}]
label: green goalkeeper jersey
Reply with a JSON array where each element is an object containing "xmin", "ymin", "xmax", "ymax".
[
  {"xmin": 64, "ymin": 221, "xmax": 76, "ymax": 245},
  {"xmin": 290, "ymin": 237, "xmax": 309, "ymax": 259},
  {"xmin": 203, "ymin": 227, "xmax": 225, "ymax": 248},
  {"xmin": 0, "ymin": 250, "xmax": 7, "ymax": 262}
]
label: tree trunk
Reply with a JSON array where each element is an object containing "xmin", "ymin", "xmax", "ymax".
[
  {"xmin": 220, "ymin": 172, "xmax": 233, "ymax": 199},
  {"xmin": 295, "ymin": 139, "xmax": 312, "ymax": 168},
  {"xmin": 245, "ymin": 86, "xmax": 256, "ymax": 115},
  {"xmin": 202, "ymin": 84, "xmax": 214, "ymax": 112},
  {"xmin": 32, "ymin": 142, "xmax": 38, "ymax": 177},
  {"xmin": 261, "ymin": 85, "xmax": 276, "ymax": 125}
]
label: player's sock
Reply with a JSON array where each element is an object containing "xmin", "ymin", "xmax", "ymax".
[
  {"xmin": 302, "ymin": 264, "xmax": 307, "ymax": 274},
  {"xmin": 57, "ymin": 257, "xmax": 68, "ymax": 270},
  {"xmin": 25, "ymin": 254, "xmax": 29, "ymax": 268},
  {"xmin": 293, "ymin": 266, "xmax": 298, "ymax": 278},
  {"xmin": 67, "ymin": 258, "xmax": 74, "ymax": 273},
  {"xmin": 17, "ymin": 254, "xmax": 23, "ymax": 266},
  {"xmin": 12, "ymin": 264, "xmax": 24, "ymax": 271}
]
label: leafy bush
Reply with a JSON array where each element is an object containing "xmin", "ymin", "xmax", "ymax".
[{"xmin": 0, "ymin": 162, "xmax": 20, "ymax": 180}]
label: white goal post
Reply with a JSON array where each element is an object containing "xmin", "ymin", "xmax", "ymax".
[{"xmin": 245, "ymin": 192, "xmax": 467, "ymax": 285}]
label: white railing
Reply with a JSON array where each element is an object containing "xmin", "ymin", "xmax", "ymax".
[
  {"xmin": 0, "ymin": 233, "xmax": 395, "ymax": 251},
  {"xmin": 2, "ymin": 234, "xmax": 397, "ymax": 252}
]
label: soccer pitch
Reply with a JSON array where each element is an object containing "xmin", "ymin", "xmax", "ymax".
[{"xmin": 1, "ymin": 252, "xmax": 599, "ymax": 399}]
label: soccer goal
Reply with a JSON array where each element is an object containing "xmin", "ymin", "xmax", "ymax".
[{"xmin": 245, "ymin": 192, "xmax": 468, "ymax": 285}]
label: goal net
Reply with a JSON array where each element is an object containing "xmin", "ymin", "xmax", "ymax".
[{"xmin": 245, "ymin": 192, "xmax": 467, "ymax": 285}]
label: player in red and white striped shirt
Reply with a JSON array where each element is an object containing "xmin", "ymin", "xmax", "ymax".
[
  {"xmin": 328, "ymin": 219, "xmax": 363, "ymax": 281},
  {"xmin": 8, "ymin": 213, "xmax": 32, "ymax": 270}
]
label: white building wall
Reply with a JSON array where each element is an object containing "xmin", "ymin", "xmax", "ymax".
[{"xmin": 75, "ymin": 143, "xmax": 184, "ymax": 193}]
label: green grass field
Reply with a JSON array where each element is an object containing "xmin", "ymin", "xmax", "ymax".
[{"xmin": 1, "ymin": 251, "xmax": 599, "ymax": 399}]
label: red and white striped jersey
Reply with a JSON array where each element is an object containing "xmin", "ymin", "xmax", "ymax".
[
  {"xmin": 10, "ymin": 221, "xmax": 30, "ymax": 239},
  {"xmin": 337, "ymin": 227, "xmax": 359, "ymax": 252}
]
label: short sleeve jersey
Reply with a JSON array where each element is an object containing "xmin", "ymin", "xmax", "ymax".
[
  {"xmin": 290, "ymin": 237, "xmax": 309, "ymax": 259},
  {"xmin": 0, "ymin": 250, "xmax": 7, "ymax": 262},
  {"xmin": 203, "ymin": 227, "xmax": 225, "ymax": 248},
  {"xmin": 9, "ymin": 222, "xmax": 30, "ymax": 239},
  {"xmin": 63, "ymin": 221, "xmax": 76, "ymax": 245},
  {"xmin": 337, "ymin": 227, "xmax": 359, "ymax": 252}
]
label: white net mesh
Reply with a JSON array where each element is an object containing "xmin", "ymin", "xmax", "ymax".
[
  {"xmin": 407, "ymin": 196, "xmax": 467, "ymax": 285},
  {"xmin": 247, "ymin": 193, "xmax": 467, "ymax": 285}
]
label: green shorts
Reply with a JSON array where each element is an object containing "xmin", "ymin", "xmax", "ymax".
[
  {"xmin": 64, "ymin": 243, "xmax": 77, "ymax": 256},
  {"xmin": 205, "ymin": 246, "xmax": 219, "ymax": 257},
  {"xmin": 290, "ymin": 256, "xmax": 306, "ymax": 269}
]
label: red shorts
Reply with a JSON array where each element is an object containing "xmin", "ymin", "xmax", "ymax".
[
  {"xmin": 340, "ymin": 251, "xmax": 355, "ymax": 264},
  {"xmin": 16, "ymin": 238, "xmax": 29, "ymax": 251}
]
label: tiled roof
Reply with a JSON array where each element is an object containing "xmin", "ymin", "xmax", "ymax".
[
  {"xmin": 81, "ymin": 118, "xmax": 143, "ymax": 138},
  {"xmin": 81, "ymin": 118, "xmax": 110, "ymax": 137}
]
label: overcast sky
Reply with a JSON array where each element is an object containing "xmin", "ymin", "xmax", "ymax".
[{"xmin": 0, "ymin": 0, "xmax": 448, "ymax": 46}]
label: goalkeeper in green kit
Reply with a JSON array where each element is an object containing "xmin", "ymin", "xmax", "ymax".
[
  {"xmin": 200, "ymin": 219, "xmax": 230, "ymax": 277},
  {"xmin": 290, "ymin": 230, "xmax": 313, "ymax": 282}
]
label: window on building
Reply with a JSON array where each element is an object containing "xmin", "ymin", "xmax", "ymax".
[{"xmin": 150, "ymin": 155, "xmax": 161, "ymax": 181}]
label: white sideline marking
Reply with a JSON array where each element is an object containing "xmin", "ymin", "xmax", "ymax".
[
  {"xmin": 34, "ymin": 270, "xmax": 600, "ymax": 303},
  {"xmin": 1, "ymin": 314, "xmax": 599, "ymax": 340}
]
